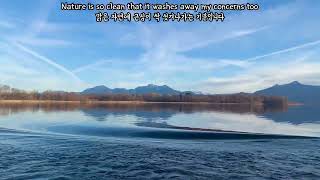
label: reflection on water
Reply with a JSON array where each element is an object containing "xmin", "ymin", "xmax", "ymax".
[
  {"xmin": 0, "ymin": 102, "xmax": 287, "ymax": 117},
  {"xmin": 0, "ymin": 102, "xmax": 319, "ymax": 138},
  {"xmin": 263, "ymin": 105, "xmax": 320, "ymax": 124}
]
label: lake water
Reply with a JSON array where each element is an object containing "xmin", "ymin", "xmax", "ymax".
[{"xmin": 0, "ymin": 103, "xmax": 319, "ymax": 179}]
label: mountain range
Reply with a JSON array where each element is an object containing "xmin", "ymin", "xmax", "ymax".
[
  {"xmin": 83, "ymin": 81, "xmax": 320, "ymax": 104},
  {"xmin": 81, "ymin": 84, "xmax": 181, "ymax": 95},
  {"xmin": 2, "ymin": 81, "xmax": 320, "ymax": 104},
  {"xmin": 255, "ymin": 81, "xmax": 320, "ymax": 104}
]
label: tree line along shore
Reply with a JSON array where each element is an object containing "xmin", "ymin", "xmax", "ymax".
[{"xmin": 0, "ymin": 90, "xmax": 288, "ymax": 108}]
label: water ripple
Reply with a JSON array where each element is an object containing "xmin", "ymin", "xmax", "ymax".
[{"xmin": 0, "ymin": 130, "xmax": 319, "ymax": 179}]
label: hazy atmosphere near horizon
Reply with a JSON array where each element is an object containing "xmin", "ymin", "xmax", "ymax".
[{"xmin": 1, "ymin": 0, "xmax": 320, "ymax": 93}]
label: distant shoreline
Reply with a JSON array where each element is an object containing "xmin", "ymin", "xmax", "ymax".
[
  {"xmin": 0, "ymin": 100, "xmax": 302, "ymax": 108},
  {"xmin": 288, "ymin": 102, "xmax": 304, "ymax": 106},
  {"xmin": 0, "ymin": 100, "xmax": 262, "ymax": 105}
]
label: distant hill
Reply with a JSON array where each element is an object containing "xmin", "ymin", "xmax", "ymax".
[
  {"xmin": 81, "ymin": 84, "xmax": 180, "ymax": 95},
  {"xmin": 133, "ymin": 84, "xmax": 180, "ymax": 95},
  {"xmin": 255, "ymin": 81, "xmax": 320, "ymax": 104},
  {"xmin": 81, "ymin": 85, "xmax": 113, "ymax": 95}
]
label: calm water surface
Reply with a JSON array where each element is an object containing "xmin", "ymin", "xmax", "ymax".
[{"xmin": 0, "ymin": 103, "xmax": 319, "ymax": 179}]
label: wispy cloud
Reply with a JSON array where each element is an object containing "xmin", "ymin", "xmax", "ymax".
[
  {"xmin": 73, "ymin": 19, "xmax": 267, "ymax": 88},
  {"xmin": 11, "ymin": 42, "xmax": 81, "ymax": 82},
  {"xmin": 0, "ymin": 20, "xmax": 15, "ymax": 29},
  {"xmin": 73, "ymin": 59, "xmax": 113, "ymax": 74},
  {"xmin": 178, "ymin": 26, "xmax": 269, "ymax": 53},
  {"xmin": 1, "ymin": 0, "xmax": 319, "ymax": 93},
  {"xmin": 18, "ymin": 37, "xmax": 72, "ymax": 47},
  {"xmin": 246, "ymin": 39, "xmax": 320, "ymax": 62},
  {"xmin": 198, "ymin": 52, "xmax": 320, "ymax": 94}
]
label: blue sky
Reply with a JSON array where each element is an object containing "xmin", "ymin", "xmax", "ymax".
[{"xmin": 0, "ymin": 0, "xmax": 320, "ymax": 93}]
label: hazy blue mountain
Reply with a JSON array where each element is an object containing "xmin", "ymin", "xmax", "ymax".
[
  {"xmin": 81, "ymin": 85, "xmax": 113, "ymax": 95},
  {"xmin": 132, "ymin": 84, "xmax": 180, "ymax": 95},
  {"xmin": 112, "ymin": 88, "xmax": 130, "ymax": 94},
  {"xmin": 255, "ymin": 81, "xmax": 320, "ymax": 104},
  {"xmin": 81, "ymin": 84, "xmax": 180, "ymax": 95}
]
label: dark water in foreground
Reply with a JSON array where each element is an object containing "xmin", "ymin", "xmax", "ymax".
[{"xmin": 0, "ymin": 103, "xmax": 319, "ymax": 179}]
